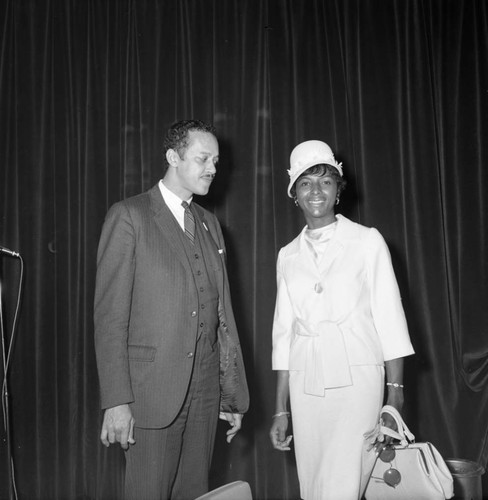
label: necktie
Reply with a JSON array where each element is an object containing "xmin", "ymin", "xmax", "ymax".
[{"xmin": 181, "ymin": 201, "xmax": 195, "ymax": 244}]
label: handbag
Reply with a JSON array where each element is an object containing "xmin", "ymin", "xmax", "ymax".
[{"xmin": 365, "ymin": 405, "xmax": 454, "ymax": 500}]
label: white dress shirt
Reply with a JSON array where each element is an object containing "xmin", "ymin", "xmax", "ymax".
[{"xmin": 158, "ymin": 179, "xmax": 192, "ymax": 231}]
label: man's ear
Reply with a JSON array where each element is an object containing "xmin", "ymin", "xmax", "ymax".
[{"xmin": 166, "ymin": 149, "xmax": 179, "ymax": 167}]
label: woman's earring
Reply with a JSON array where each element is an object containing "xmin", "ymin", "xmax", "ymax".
[
  {"xmin": 294, "ymin": 198, "xmax": 299, "ymax": 207},
  {"xmin": 335, "ymin": 197, "xmax": 340, "ymax": 205}
]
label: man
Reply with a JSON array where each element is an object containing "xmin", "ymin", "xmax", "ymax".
[{"xmin": 94, "ymin": 119, "xmax": 249, "ymax": 500}]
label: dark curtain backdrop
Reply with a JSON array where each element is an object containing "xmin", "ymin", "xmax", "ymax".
[{"xmin": 1, "ymin": 0, "xmax": 487, "ymax": 499}]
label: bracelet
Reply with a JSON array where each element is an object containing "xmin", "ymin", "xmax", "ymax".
[
  {"xmin": 386, "ymin": 382, "xmax": 404, "ymax": 388},
  {"xmin": 272, "ymin": 411, "xmax": 291, "ymax": 418}
]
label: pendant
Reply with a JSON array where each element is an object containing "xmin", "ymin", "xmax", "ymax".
[
  {"xmin": 314, "ymin": 283, "xmax": 323, "ymax": 294},
  {"xmin": 379, "ymin": 445, "xmax": 396, "ymax": 462},
  {"xmin": 383, "ymin": 467, "xmax": 401, "ymax": 487}
]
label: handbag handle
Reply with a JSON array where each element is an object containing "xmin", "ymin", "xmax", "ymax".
[{"xmin": 380, "ymin": 405, "xmax": 416, "ymax": 446}]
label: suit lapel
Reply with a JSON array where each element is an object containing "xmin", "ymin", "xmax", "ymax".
[
  {"xmin": 295, "ymin": 227, "xmax": 344, "ymax": 274},
  {"xmin": 148, "ymin": 185, "xmax": 192, "ymax": 271},
  {"xmin": 148, "ymin": 184, "xmax": 224, "ymax": 293},
  {"xmin": 296, "ymin": 218, "xmax": 346, "ymax": 276},
  {"xmin": 192, "ymin": 205, "xmax": 224, "ymax": 288}
]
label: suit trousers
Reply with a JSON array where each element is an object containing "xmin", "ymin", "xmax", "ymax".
[{"xmin": 124, "ymin": 332, "xmax": 220, "ymax": 500}]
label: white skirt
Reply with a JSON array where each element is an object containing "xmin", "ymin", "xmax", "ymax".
[{"xmin": 289, "ymin": 365, "xmax": 384, "ymax": 500}]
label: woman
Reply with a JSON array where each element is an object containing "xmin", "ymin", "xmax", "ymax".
[{"xmin": 269, "ymin": 140, "xmax": 415, "ymax": 500}]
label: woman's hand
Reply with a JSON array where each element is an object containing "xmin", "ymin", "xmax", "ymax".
[
  {"xmin": 364, "ymin": 421, "xmax": 385, "ymax": 453},
  {"xmin": 380, "ymin": 357, "xmax": 405, "ymax": 452},
  {"xmin": 270, "ymin": 415, "xmax": 293, "ymax": 451},
  {"xmin": 364, "ymin": 410, "xmax": 400, "ymax": 454},
  {"xmin": 374, "ymin": 401, "xmax": 405, "ymax": 454},
  {"xmin": 270, "ymin": 371, "xmax": 292, "ymax": 451},
  {"xmin": 380, "ymin": 409, "xmax": 398, "ymax": 435},
  {"xmin": 373, "ymin": 412, "xmax": 396, "ymax": 454}
]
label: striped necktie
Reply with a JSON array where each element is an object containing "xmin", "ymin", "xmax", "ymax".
[{"xmin": 181, "ymin": 201, "xmax": 195, "ymax": 244}]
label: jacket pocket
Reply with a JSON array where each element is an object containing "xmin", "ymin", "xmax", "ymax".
[{"xmin": 128, "ymin": 344, "xmax": 156, "ymax": 362}]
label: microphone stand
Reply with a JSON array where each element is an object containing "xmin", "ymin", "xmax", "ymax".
[
  {"xmin": 0, "ymin": 275, "xmax": 14, "ymax": 500},
  {"xmin": 1, "ymin": 252, "xmax": 23, "ymax": 500}
]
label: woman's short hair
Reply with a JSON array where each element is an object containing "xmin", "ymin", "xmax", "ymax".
[{"xmin": 290, "ymin": 164, "xmax": 347, "ymax": 198}]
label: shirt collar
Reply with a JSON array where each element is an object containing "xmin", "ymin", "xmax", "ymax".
[{"xmin": 159, "ymin": 180, "xmax": 192, "ymax": 211}]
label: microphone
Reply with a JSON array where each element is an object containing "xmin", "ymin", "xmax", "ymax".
[{"xmin": 0, "ymin": 246, "xmax": 20, "ymax": 258}]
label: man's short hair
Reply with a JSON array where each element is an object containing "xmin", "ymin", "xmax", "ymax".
[{"xmin": 163, "ymin": 120, "xmax": 217, "ymax": 171}]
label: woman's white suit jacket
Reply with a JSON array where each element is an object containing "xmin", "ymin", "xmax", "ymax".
[{"xmin": 272, "ymin": 214, "xmax": 414, "ymax": 396}]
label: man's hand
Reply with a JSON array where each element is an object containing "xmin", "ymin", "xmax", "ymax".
[
  {"xmin": 219, "ymin": 412, "xmax": 243, "ymax": 443},
  {"xmin": 100, "ymin": 404, "xmax": 135, "ymax": 450}
]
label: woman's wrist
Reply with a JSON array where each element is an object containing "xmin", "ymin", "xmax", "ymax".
[
  {"xmin": 385, "ymin": 391, "xmax": 404, "ymax": 412},
  {"xmin": 386, "ymin": 382, "xmax": 404, "ymax": 389},
  {"xmin": 272, "ymin": 411, "xmax": 290, "ymax": 419}
]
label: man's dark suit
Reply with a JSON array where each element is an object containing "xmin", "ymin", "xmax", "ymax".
[{"xmin": 94, "ymin": 183, "xmax": 249, "ymax": 494}]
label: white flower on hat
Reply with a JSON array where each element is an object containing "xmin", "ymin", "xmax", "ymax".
[{"xmin": 287, "ymin": 140, "xmax": 343, "ymax": 197}]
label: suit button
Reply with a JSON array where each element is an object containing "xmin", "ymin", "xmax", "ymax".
[
  {"xmin": 191, "ymin": 311, "xmax": 197, "ymax": 317},
  {"xmin": 187, "ymin": 352, "xmax": 194, "ymax": 358}
]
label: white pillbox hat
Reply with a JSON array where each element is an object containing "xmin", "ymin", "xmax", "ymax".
[{"xmin": 287, "ymin": 140, "xmax": 343, "ymax": 197}]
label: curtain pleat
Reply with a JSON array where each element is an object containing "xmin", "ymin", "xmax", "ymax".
[{"xmin": 1, "ymin": 1, "xmax": 487, "ymax": 499}]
